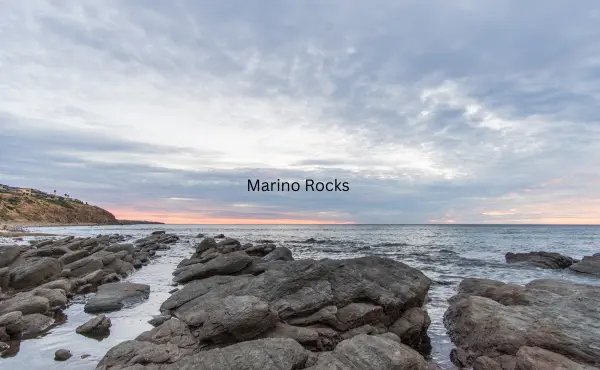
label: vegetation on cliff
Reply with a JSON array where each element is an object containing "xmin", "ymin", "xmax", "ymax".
[{"xmin": 0, "ymin": 193, "xmax": 117, "ymax": 224}]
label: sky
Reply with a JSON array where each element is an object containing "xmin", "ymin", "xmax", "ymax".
[{"xmin": 1, "ymin": 1, "xmax": 600, "ymax": 224}]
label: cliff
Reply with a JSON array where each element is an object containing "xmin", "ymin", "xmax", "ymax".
[{"xmin": 0, "ymin": 193, "xmax": 117, "ymax": 224}]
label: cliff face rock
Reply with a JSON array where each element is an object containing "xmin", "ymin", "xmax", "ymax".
[{"xmin": 0, "ymin": 193, "xmax": 117, "ymax": 224}]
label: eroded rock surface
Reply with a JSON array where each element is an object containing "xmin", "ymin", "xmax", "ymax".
[
  {"xmin": 505, "ymin": 251, "xmax": 574, "ymax": 269},
  {"xmin": 444, "ymin": 277, "xmax": 600, "ymax": 369}
]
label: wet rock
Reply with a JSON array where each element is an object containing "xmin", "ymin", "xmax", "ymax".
[
  {"xmin": 196, "ymin": 233, "xmax": 204, "ymax": 238},
  {"xmin": 0, "ymin": 294, "xmax": 50, "ymax": 315},
  {"xmin": 0, "ymin": 311, "xmax": 25, "ymax": 334},
  {"xmin": 76, "ymin": 314, "xmax": 111, "ymax": 338},
  {"xmin": 21, "ymin": 313, "xmax": 54, "ymax": 337},
  {"xmin": 54, "ymin": 349, "xmax": 72, "ymax": 361},
  {"xmin": 262, "ymin": 247, "xmax": 294, "ymax": 262},
  {"xmin": 306, "ymin": 334, "xmax": 428, "ymax": 370},
  {"xmin": 84, "ymin": 282, "xmax": 150, "ymax": 313},
  {"xmin": 569, "ymin": 255, "xmax": 600, "ymax": 276},
  {"xmin": 172, "ymin": 251, "xmax": 254, "ymax": 283},
  {"xmin": 168, "ymin": 288, "xmax": 179, "ymax": 294},
  {"xmin": 152, "ymin": 230, "xmax": 166, "ymax": 235},
  {"xmin": 0, "ymin": 245, "xmax": 22, "ymax": 268},
  {"xmin": 213, "ymin": 234, "xmax": 225, "ymax": 239},
  {"xmin": 505, "ymin": 251, "xmax": 574, "ymax": 269},
  {"xmin": 8, "ymin": 257, "xmax": 63, "ymax": 289},
  {"xmin": 444, "ymin": 278, "xmax": 600, "ymax": 368}
]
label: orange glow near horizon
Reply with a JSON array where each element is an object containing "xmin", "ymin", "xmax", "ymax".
[{"xmin": 109, "ymin": 209, "xmax": 356, "ymax": 225}]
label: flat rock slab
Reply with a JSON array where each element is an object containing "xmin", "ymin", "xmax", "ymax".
[{"xmin": 84, "ymin": 282, "xmax": 150, "ymax": 313}]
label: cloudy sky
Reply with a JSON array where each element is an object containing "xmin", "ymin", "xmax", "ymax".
[{"xmin": 2, "ymin": 1, "xmax": 600, "ymax": 224}]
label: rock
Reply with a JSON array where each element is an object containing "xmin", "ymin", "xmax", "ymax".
[
  {"xmin": 193, "ymin": 295, "xmax": 278, "ymax": 344},
  {"xmin": 75, "ymin": 283, "xmax": 94, "ymax": 295},
  {"xmin": 65, "ymin": 256, "xmax": 103, "ymax": 277},
  {"xmin": 195, "ymin": 237, "xmax": 218, "ymax": 254},
  {"xmin": 32, "ymin": 288, "xmax": 68, "ymax": 309},
  {"xmin": 54, "ymin": 349, "xmax": 72, "ymax": 361},
  {"xmin": 213, "ymin": 234, "xmax": 225, "ymax": 239},
  {"xmin": 217, "ymin": 237, "xmax": 241, "ymax": 248},
  {"xmin": 0, "ymin": 327, "xmax": 8, "ymax": 341},
  {"xmin": 172, "ymin": 251, "xmax": 254, "ymax": 283},
  {"xmin": 152, "ymin": 230, "xmax": 166, "ymax": 235},
  {"xmin": 169, "ymin": 288, "xmax": 179, "ymax": 294},
  {"xmin": 58, "ymin": 250, "xmax": 90, "ymax": 265},
  {"xmin": 196, "ymin": 233, "xmax": 204, "ymax": 238},
  {"xmin": 8, "ymin": 257, "xmax": 63, "ymax": 289},
  {"xmin": 38, "ymin": 279, "xmax": 72, "ymax": 293},
  {"xmin": 100, "ymin": 272, "xmax": 120, "ymax": 285},
  {"xmin": 515, "ymin": 346, "xmax": 599, "ymax": 370},
  {"xmin": 104, "ymin": 243, "xmax": 135, "ymax": 254},
  {"xmin": 505, "ymin": 251, "xmax": 573, "ymax": 269},
  {"xmin": 306, "ymin": 334, "xmax": 428, "ymax": 370},
  {"xmin": 473, "ymin": 356, "xmax": 503, "ymax": 370},
  {"xmin": 148, "ymin": 314, "xmax": 171, "ymax": 327},
  {"xmin": 76, "ymin": 314, "xmax": 111, "ymax": 337},
  {"xmin": 245, "ymin": 243, "xmax": 276, "ymax": 257},
  {"xmin": 262, "ymin": 247, "xmax": 294, "ymax": 262},
  {"xmin": 389, "ymin": 307, "xmax": 432, "ymax": 354},
  {"xmin": 0, "ymin": 294, "xmax": 50, "ymax": 315},
  {"xmin": 0, "ymin": 341, "xmax": 9, "ymax": 353},
  {"xmin": 0, "ymin": 245, "xmax": 21, "ymax": 268},
  {"xmin": 444, "ymin": 278, "xmax": 600, "ymax": 368},
  {"xmin": 569, "ymin": 255, "xmax": 600, "ymax": 276},
  {"xmin": 0, "ymin": 311, "xmax": 25, "ymax": 334},
  {"xmin": 176, "ymin": 338, "xmax": 309, "ymax": 370},
  {"xmin": 21, "ymin": 313, "xmax": 54, "ymax": 337},
  {"xmin": 84, "ymin": 282, "xmax": 150, "ymax": 313}
]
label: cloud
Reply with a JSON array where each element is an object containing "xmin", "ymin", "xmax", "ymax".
[{"xmin": 1, "ymin": 0, "xmax": 600, "ymax": 223}]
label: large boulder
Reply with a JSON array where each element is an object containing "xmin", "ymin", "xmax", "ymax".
[
  {"xmin": 84, "ymin": 282, "xmax": 150, "ymax": 313},
  {"xmin": 164, "ymin": 256, "xmax": 431, "ymax": 353},
  {"xmin": 65, "ymin": 256, "xmax": 104, "ymax": 277},
  {"xmin": 21, "ymin": 313, "xmax": 54, "ymax": 337},
  {"xmin": 444, "ymin": 278, "xmax": 600, "ymax": 368},
  {"xmin": 0, "ymin": 311, "xmax": 25, "ymax": 335},
  {"xmin": 505, "ymin": 251, "xmax": 574, "ymax": 269},
  {"xmin": 8, "ymin": 257, "xmax": 63, "ymax": 289},
  {"xmin": 569, "ymin": 255, "xmax": 600, "ymax": 276}
]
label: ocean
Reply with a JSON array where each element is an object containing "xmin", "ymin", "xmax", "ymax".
[{"xmin": 2, "ymin": 224, "xmax": 599, "ymax": 369}]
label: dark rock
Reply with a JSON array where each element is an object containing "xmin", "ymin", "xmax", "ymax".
[
  {"xmin": 0, "ymin": 311, "xmax": 25, "ymax": 334},
  {"xmin": 569, "ymin": 255, "xmax": 600, "ymax": 276},
  {"xmin": 0, "ymin": 245, "xmax": 22, "ymax": 268},
  {"xmin": 84, "ymin": 282, "xmax": 150, "ymax": 313},
  {"xmin": 389, "ymin": 307, "xmax": 432, "ymax": 355},
  {"xmin": 262, "ymin": 247, "xmax": 294, "ymax": 262},
  {"xmin": 0, "ymin": 293, "xmax": 50, "ymax": 315},
  {"xmin": 213, "ymin": 234, "xmax": 225, "ymax": 239},
  {"xmin": 152, "ymin": 230, "xmax": 166, "ymax": 235},
  {"xmin": 21, "ymin": 313, "xmax": 54, "ymax": 337},
  {"xmin": 196, "ymin": 233, "xmax": 204, "ymax": 238},
  {"xmin": 8, "ymin": 257, "xmax": 63, "ymax": 289},
  {"xmin": 148, "ymin": 314, "xmax": 171, "ymax": 327},
  {"xmin": 0, "ymin": 341, "xmax": 9, "ymax": 353},
  {"xmin": 65, "ymin": 256, "xmax": 103, "ymax": 277},
  {"xmin": 76, "ymin": 314, "xmax": 111, "ymax": 337},
  {"xmin": 195, "ymin": 238, "xmax": 218, "ymax": 254},
  {"xmin": 54, "ymin": 349, "xmax": 72, "ymax": 361},
  {"xmin": 505, "ymin": 251, "xmax": 573, "ymax": 269},
  {"xmin": 245, "ymin": 243, "xmax": 276, "ymax": 257},
  {"xmin": 169, "ymin": 288, "xmax": 179, "ymax": 294},
  {"xmin": 444, "ymin": 278, "xmax": 600, "ymax": 368},
  {"xmin": 75, "ymin": 283, "xmax": 94, "ymax": 295},
  {"xmin": 306, "ymin": 334, "xmax": 428, "ymax": 369},
  {"xmin": 172, "ymin": 251, "xmax": 254, "ymax": 283},
  {"xmin": 104, "ymin": 243, "xmax": 135, "ymax": 254}
]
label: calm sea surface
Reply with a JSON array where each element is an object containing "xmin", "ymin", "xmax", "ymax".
[{"xmin": 1, "ymin": 224, "xmax": 599, "ymax": 369}]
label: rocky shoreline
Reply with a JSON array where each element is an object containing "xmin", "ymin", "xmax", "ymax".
[
  {"xmin": 0, "ymin": 232, "xmax": 598, "ymax": 369},
  {"xmin": 0, "ymin": 230, "xmax": 179, "ymax": 357}
]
